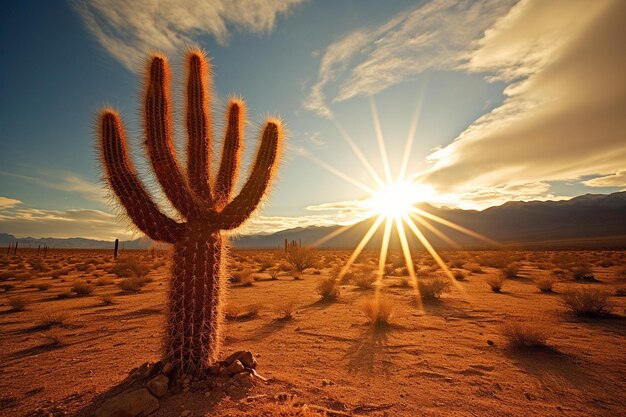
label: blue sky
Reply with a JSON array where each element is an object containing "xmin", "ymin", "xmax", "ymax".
[{"xmin": 1, "ymin": 0, "xmax": 625, "ymax": 240}]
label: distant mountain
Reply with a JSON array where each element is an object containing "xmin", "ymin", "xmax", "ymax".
[
  {"xmin": 232, "ymin": 191, "xmax": 626, "ymax": 249},
  {"xmin": 2, "ymin": 192, "xmax": 625, "ymax": 250}
]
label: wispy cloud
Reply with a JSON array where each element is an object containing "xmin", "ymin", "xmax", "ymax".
[
  {"xmin": 583, "ymin": 171, "xmax": 626, "ymax": 188},
  {"xmin": 422, "ymin": 0, "xmax": 626, "ymax": 195},
  {"xmin": 304, "ymin": 0, "xmax": 514, "ymax": 117},
  {"xmin": 0, "ymin": 170, "xmax": 106, "ymax": 203},
  {"xmin": 72, "ymin": 0, "xmax": 304, "ymax": 72},
  {"xmin": 0, "ymin": 197, "xmax": 22, "ymax": 210}
]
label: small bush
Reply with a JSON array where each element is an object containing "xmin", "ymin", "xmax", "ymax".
[
  {"xmin": 258, "ymin": 261, "xmax": 274, "ymax": 272},
  {"xmin": 360, "ymin": 298, "xmax": 396, "ymax": 328},
  {"xmin": 502, "ymin": 264, "xmax": 520, "ymax": 279},
  {"xmin": 353, "ymin": 272, "xmax": 376, "ymax": 290},
  {"xmin": 562, "ymin": 288, "xmax": 612, "ymax": 316},
  {"xmin": 71, "ymin": 279, "xmax": 94, "ymax": 295},
  {"xmin": 449, "ymin": 259, "xmax": 464, "ymax": 269},
  {"xmin": 453, "ymin": 271, "xmax": 465, "ymax": 281},
  {"xmin": 398, "ymin": 277, "xmax": 411, "ymax": 287},
  {"xmin": 465, "ymin": 262, "xmax": 483, "ymax": 274},
  {"xmin": 100, "ymin": 295, "xmax": 115, "ymax": 305},
  {"xmin": 502, "ymin": 321, "xmax": 549, "ymax": 349},
  {"xmin": 316, "ymin": 277, "xmax": 340, "ymax": 301},
  {"xmin": 225, "ymin": 303, "xmax": 260, "ymax": 320},
  {"xmin": 274, "ymin": 301, "xmax": 297, "ymax": 320},
  {"xmin": 571, "ymin": 264, "xmax": 594, "ymax": 281},
  {"xmin": 110, "ymin": 257, "xmax": 151, "ymax": 278},
  {"xmin": 38, "ymin": 311, "xmax": 68, "ymax": 329},
  {"xmin": 268, "ymin": 268, "xmax": 280, "ymax": 280},
  {"xmin": 285, "ymin": 245, "xmax": 316, "ymax": 272},
  {"xmin": 418, "ymin": 277, "xmax": 451, "ymax": 301},
  {"xmin": 486, "ymin": 275, "xmax": 505, "ymax": 293},
  {"xmin": 8, "ymin": 296, "xmax": 29, "ymax": 311},
  {"xmin": 118, "ymin": 276, "xmax": 148, "ymax": 293},
  {"xmin": 95, "ymin": 277, "xmax": 114, "ymax": 286},
  {"xmin": 535, "ymin": 276, "xmax": 555, "ymax": 293}
]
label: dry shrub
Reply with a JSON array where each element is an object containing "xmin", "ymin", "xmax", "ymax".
[
  {"xmin": 398, "ymin": 277, "xmax": 411, "ymax": 287},
  {"xmin": 360, "ymin": 298, "xmax": 396, "ymax": 328},
  {"xmin": 486, "ymin": 275, "xmax": 505, "ymax": 293},
  {"xmin": 453, "ymin": 271, "xmax": 465, "ymax": 281},
  {"xmin": 110, "ymin": 257, "xmax": 151, "ymax": 278},
  {"xmin": 118, "ymin": 276, "xmax": 149, "ymax": 293},
  {"xmin": 95, "ymin": 276, "xmax": 114, "ymax": 286},
  {"xmin": 502, "ymin": 263, "xmax": 520, "ymax": 278},
  {"xmin": 285, "ymin": 245, "xmax": 316, "ymax": 272},
  {"xmin": 231, "ymin": 269, "xmax": 253, "ymax": 285},
  {"xmin": 502, "ymin": 321, "xmax": 549, "ymax": 349},
  {"xmin": 274, "ymin": 301, "xmax": 297, "ymax": 320},
  {"xmin": 267, "ymin": 268, "xmax": 280, "ymax": 280},
  {"xmin": 258, "ymin": 260, "xmax": 274, "ymax": 272},
  {"xmin": 418, "ymin": 277, "xmax": 451, "ymax": 301},
  {"xmin": 225, "ymin": 303, "xmax": 261, "ymax": 320},
  {"xmin": 535, "ymin": 276, "xmax": 555, "ymax": 293},
  {"xmin": 562, "ymin": 287, "xmax": 612, "ymax": 316},
  {"xmin": 571, "ymin": 264, "xmax": 596, "ymax": 281},
  {"xmin": 449, "ymin": 259, "xmax": 464, "ymax": 269},
  {"xmin": 71, "ymin": 279, "xmax": 94, "ymax": 295},
  {"xmin": 100, "ymin": 295, "xmax": 115, "ymax": 305},
  {"xmin": 353, "ymin": 272, "xmax": 376, "ymax": 290},
  {"xmin": 38, "ymin": 311, "xmax": 69, "ymax": 329},
  {"xmin": 465, "ymin": 262, "xmax": 483, "ymax": 274},
  {"xmin": 316, "ymin": 277, "xmax": 340, "ymax": 301},
  {"xmin": 8, "ymin": 296, "xmax": 29, "ymax": 311}
]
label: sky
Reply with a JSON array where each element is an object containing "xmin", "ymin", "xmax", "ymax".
[{"xmin": 1, "ymin": 0, "xmax": 625, "ymax": 241}]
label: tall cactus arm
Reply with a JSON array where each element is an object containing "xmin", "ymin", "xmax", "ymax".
[
  {"xmin": 99, "ymin": 110, "xmax": 184, "ymax": 243},
  {"xmin": 215, "ymin": 120, "xmax": 282, "ymax": 230},
  {"xmin": 214, "ymin": 99, "xmax": 244, "ymax": 210},
  {"xmin": 186, "ymin": 51, "xmax": 214, "ymax": 206},
  {"xmin": 144, "ymin": 56, "xmax": 197, "ymax": 219}
]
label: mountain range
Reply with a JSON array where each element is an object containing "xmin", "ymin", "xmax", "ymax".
[{"xmin": 2, "ymin": 192, "xmax": 625, "ymax": 250}]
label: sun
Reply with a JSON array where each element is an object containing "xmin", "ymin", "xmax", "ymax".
[{"xmin": 366, "ymin": 181, "xmax": 434, "ymax": 219}]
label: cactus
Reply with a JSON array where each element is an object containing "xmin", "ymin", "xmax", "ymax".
[{"xmin": 97, "ymin": 50, "xmax": 283, "ymax": 375}]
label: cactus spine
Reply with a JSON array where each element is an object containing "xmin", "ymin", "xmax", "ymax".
[{"xmin": 97, "ymin": 50, "xmax": 283, "ymax": 376}]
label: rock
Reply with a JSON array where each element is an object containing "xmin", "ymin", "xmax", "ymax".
[
  {"xmin": 223, "ymin": 351, "xmax": 257, "ymax": 369},
  {"xmin": 161, "ymin": 362, "xmax": 174, "ymax": 376},
  {"xmin": 487, "ymin": 340, "xmax": 494, "ymax": 346},
  {"xmin": 233, "ymin": 372, "xmax": 253, "ymax": 386},
  {"xmin": 180, "ymin": 410, "xmax": 191, "ymax": 417},
  {"xmin": 207, "ymin": 364, "xmax": 220, "ymax": 375},
  {"xmin": 322, "ymin": 379, "xmax": 334, "ymax": 387},
  {"xmin": 146, "ymin": 374, "xmax": 169, "ymax": 398},
  {"xmin": 94, "ymin": 388, "xmax": 159, "ymax": 417},
  {"xmin": 225, "ymin": 360, "xmax": 245, "ymax": 375}
]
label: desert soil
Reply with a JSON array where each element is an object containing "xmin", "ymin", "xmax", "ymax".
[{"xmin": 1, "ymin": 248, "xmax": 625, "ymax": 416}]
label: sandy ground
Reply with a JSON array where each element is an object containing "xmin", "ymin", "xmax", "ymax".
[{"xmin": 1, "ymin": 248, "xmax": 625, "ymax": 416}]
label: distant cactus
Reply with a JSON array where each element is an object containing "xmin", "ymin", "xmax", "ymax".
[{"xmin": 97, "ymin": 50, "xmax": 283, "ymax": 375}]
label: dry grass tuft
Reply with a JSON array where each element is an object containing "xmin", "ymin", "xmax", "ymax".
[
  {"xmin": 38, "ymin": 311, "xmax": 69, "ymax": 329},
  {"xmin": 418, "ymin": 277, "xmax": 451, "ymax": 301},
  {"xmin": 285, "ymin": 245, "xmax": 317, "ymax": 272},
  {"xmin": 360, "ymin": 298, "xmax": 396, "ymax": 328},
  {"xmin": 453, "ymin": 271, "xmax": 465, "ymax": 281},
  {"xmin": 71, "ymin": 279, "xmax": 94, "ymax": 295},
  {"xmin": 110, "ymin": 257, "xmax": 151, "ymax": 278},
  {"xmin": 502, "ymin": 263, "xmax": 520, "ymax": 278},
  {"xmin": 274, "ymin": 301, "xmax": 297, "ymax": 320},
  {"xmin": 117, "ymin": 276, "xmax": 149, "ymax": 293},
  {"xmin": 535, "ymin": 276, "xmax": 556, "ymax": 293},
  {"xmin": 100, "ymin": 295, "xmax": 115, "ymax": 305},
  {"xmin": 502, "ymin": 320, "xmax": 549, "ymax": 349},
  {"xmin": 486, "ymin": 274, "xmax": 505, "ymax": 293},
  {"xmin": 562, "ymin": 287, "xmax": 612, "ymax": 316},
  {"xmin": 352, "ymin": 272, "xmax": 376, "ymax": 290},
  {"xmin": 316, "ymin": 277, "xmax": 340, "ymax": 301}
]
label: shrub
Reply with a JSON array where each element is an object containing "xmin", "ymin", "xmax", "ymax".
[
  {"xmin": 502, "ymin": 263, "xmax": 520, "ymax": 278},
  {"xmin": 571, "ymin": 264, "xmax": 594, "ymax": 281},
  {"xmin": 8, "ymin": 296, "xmax": 29, "ymax": 311},
  {"xmin": 316, "ymin": 277, "xmax": 340, "ymax": 301},
  {"xmin": 225, "ymin": 303, "xmax": 260, "ymax": 320},
  {"xmin": 71, "ymin": 279, "xmax": 94, "ymax": 295},
  {"xmin": 100, "ymin": 295, "xmax": 115, "ymax": 305},
  {"xmin": 38, "ymin": 311, "xmax": 68, "ymax": 329},
  {"xmin": 274, "ymin": 301, "xmax": 297, "ymax": 320},
  {"xmin": 118, "ymin": 276, "xmax": 148, "ymax": 293},
  {"xmin": 453, "ymin": 271, "xmax": 465, "ymax": 281},
  {"xmin": 486, "ymin": 275, "xmax": 505, "ymax": 293},
  {"xmin": 449, "ymin": 259, "xmax": 464, "ymax": 269},
  {"xmin": 360, "ymin": 298, "xmax": 396, "ymax": 328},
  {"xmin": 418, "ymin": 277, "xmax": 450, "ymax": 301},
  {"xmin": 258, "ymin": 261, "xmax": 274, "ymax": 272},
  {"xmin": 465, "ymin": 262, "xmax": 483, "ymax": 274},
  {"xmin": 398, "ymin": 277, "xmax": 411, "ymax": 288},
  {"xmin": 110, "ymin": 257, "xmax": 151, "ymax": 278},
  {"xmin": 535, "ymin": 276, "xmax": 555, "ymax": 293},
  {"xmin": 502, "ymin": 321, "xmax": 549, "ymax": 349},
  {"xmin": 285, "ymin": 245, "xmax": 316, "ymax": 272},
  {"xmin": 95, "ymin": 277, "xmax": 114, "ymax": 286},
  {"xmin": 353, "ymin": 272, "xmax": 376, "ymax": 290},
  {"xmin": 268, "ymin": 268, "xmax": 280, "ymax": 280},
  {"xmin": 562, "ymin": 288, "xmax": 612, "ymax": 316}
]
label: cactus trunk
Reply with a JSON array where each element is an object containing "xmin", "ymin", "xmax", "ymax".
[{"xmin": 167, "ymin": 230, "xmax": 224, "ymax": 374}]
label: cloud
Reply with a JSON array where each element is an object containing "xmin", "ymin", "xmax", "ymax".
[
  {"xmin": 304, "ymin": 0, "xmax": 515, "ymax": 117},
  {"xmin": 583, "ymin": 171, "xmax": 626, "ymax": 188},
  {"xmin": 421, "ymin": 0, "xmax": 626, "ymax": 195},
  {"xmin": 0, "ymin": 203, "xmax": 134, "ymax": 241},
  {"xmin": 72, "ymin": 0, "xmax": 303, "ymax": 72},
  {"xmin": 0, "ymin": 197, "xmax": 22, "ymax": 210},
  {"xmin": 0, "ymin": 170, "xmax": 106, "ymax": 203}
]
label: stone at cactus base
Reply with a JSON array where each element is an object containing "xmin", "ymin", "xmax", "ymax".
[
  {"xmin": 94, "ymin": 388, "xmax": 159, "ymax": 417},
  {"xmin": 225, "ymin": 359, "xmax": 245, "ymax": 375},
  {"xmin": 146, "ymin": 374, "xmax": 169, "ymax": 398},
  {"xmin": 223, "ymin": 350, "xmax": 257, "ymax": 369}
]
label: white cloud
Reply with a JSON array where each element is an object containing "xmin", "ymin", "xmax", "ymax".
[
  {"xmin": 0, "ymin": 170, "xmax": 106, "ymax": 203},
  {"xmin": 0, "ymin": 197, "xmax": 22, "ymax": 210},
  {"xmin": 422, "ymin": 0, "xmax": 626, "ymax": 194},
  {"xmin": 72, "ymin": 0, "xmax": 304, "ymax": 72},
  {"xmin": 304, "ymin": 0, "xmax": 515, "ymax": 117},
  {"xmin": 583, "ymin": 171, "xmax": 626, "ymax": 188}
]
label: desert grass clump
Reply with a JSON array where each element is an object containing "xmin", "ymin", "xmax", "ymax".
[
  {"xmin": 118, "ymin": 276, "xmax": 149, "ymax": 293},
  {"xmin": 486, "ymin": 274, "xmax": 505, "ymax": 293},
  {"xmin": 501, "ymin": 321, "xmax": 549, "ymax": 349},
  {"xmin": 562, "ymin": 287, "xmax": 612, "ymax": 316},
  {"xmin": 571, "ymin": 264, "xmax": 597, "ymax": 281},
  {"xmin": 38, "ymin": 311, "xmax": 69, "ymax": 329},
  {"xmin": 71, "ymin": 279, "xmax": 94, "ymax": 295},
  {"xmin": 418, "ymin": 277, "xmax": 451, "ymax": 301},
  {"xmin": 453, "ymin": 270, "xmax": 465, "ymax": 281},
  {"xmin": 100, "ymin": 295, "xmax": 115, "ymax": 305},
  {"xmin": 8, "ymin": 295, "xmax": 29, "ymax": 311},
  {"xmin": 316, "ymin": 277, "xmax": 340, "ymax": 301},
  {"xmin": 285, "ymin": 245, "xmax": 316, "ymax": 272},
  {"xmin": 353, "ymin": 272, "xmax": 376, "ymax": 290},
  {"xmin": 225, "ymin": 303, "xmax": 261, "ymax": 321},
  {"xmin": 502, "ymin": 263, "xmax": 520, "ymax": 279},
  {"xmin": 535, "ymin": 276, "xmax": 556, "ymax": 293},
  {"xmin": 95, "ymin": 276, "xmax": 114, "ymax": 286},
  {"xmin": 274, "ymin": 301, "xmax": 297, "ymax": 320},
  {"xmin": 110, "ymin": 257, "xmax": 151, "ymax": 278},
  {"xmin": 360, "ymin": 298, "xmax": 396, "ymax": 328}
]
